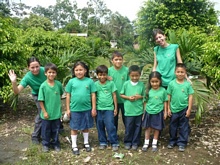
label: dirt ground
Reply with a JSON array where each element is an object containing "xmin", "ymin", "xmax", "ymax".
[{"xmin": 0, "ymin": 94, "xmax": 220, "ymax": 165}]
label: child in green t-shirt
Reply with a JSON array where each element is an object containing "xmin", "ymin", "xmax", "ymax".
[
  {"xmin": 120, "ymin": 65, "xmax": 145, "ymax": 150},
  {"xmin": 108, "ymin": 51, "xmax": 129, "ymax": 133},
  {"xmin": 65, "ymin": 61, "xmax": 97, "ymax": 155},
  {"xmin": 38, "ymin": 63, "xmax": 63, "ymax": 152},
  {"xmin": 167, "ymin": 63, "xmax": 194, "ymax": 152},
  {"xmin": 95, "ymin": 65, "xmax": 119, "ymax": 151},
  {"xmin": 142, "ymin": 71, "xmax": 168, "ymax": 152}
]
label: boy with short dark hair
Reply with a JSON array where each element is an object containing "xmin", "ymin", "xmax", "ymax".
[
  {"xmin": 167, "ymin": 63, "xmax": 194, "ymax": 152},
  {"xmin": 108, "ymin": 51, "xmax": 129, "ymax": 133},
  {"xmin": 95, "ymin": 65, "xmax": 119, "ymax": 151},
  {"xmin": 120, "ymin": 65, "xmax": 146, "ymax": 150},
  {"xmin": 38, "ymin": 63, "xmax": 63, "ymax": 152}
]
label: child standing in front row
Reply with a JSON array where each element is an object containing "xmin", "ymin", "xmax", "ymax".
[
  {"xmin": 95, "ymin": 65, "xmax": 119, "ymax": 151},
  {"xmin": 167, "ymin": 63, "xmax": 194, "ymax": 152},
  {"xmin": 120, "ymin": 65, "xmax": 145, "ymax": 150},
  {"xmin": 38, "ymin": 63, "xmax": 63, "ymax": 152},
  {"xmin": 108, "ymin": 51, "xmax": 129, "ymax": 133},
  {"xmin": 142, "ymin": 71, "xmax": 168, "ymax": 152},
  {"xmin": 65, "ymin": 61, "xmax": 97, "ymax": 155}
]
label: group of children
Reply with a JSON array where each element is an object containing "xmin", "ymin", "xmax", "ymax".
[{"xmin": 38, "ymin": 51, "xmax": 194, "ymax": 155}]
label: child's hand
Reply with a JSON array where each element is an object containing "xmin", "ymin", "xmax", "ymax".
[
  {"xmin": 134, "ymin": 94, "xmax": 142, "ymax": 100},
  {"xmin": 8, "ymin": 70, "xmax": 17, "ymax": 82},
  {"xmin": 129, "ymin": 96, "xmax": 135, "ymax": 102},
  {"xmin": 43, "ymin": 112, "xmax": 49, "ymax": 119},
  {"xmin": 107, "ymin": 76, "xmax": 112, "ymax": 81},
  {"xmin": 164, "ymin": 113, "xmax": 167, "ymax": 120},
  {"xmin": 114, "ymin": 109, "xmax": 117, "ymax": 116},
  {"xmin": 91, "ymin": 109, "xmax": 97, "ymax": 117},
  {"xmin": 142, "ymin": 113, "xmax": 145, "ymax": 121},
  {"xmin": 66, "ymin": 110, "xmax": 71, "ymax": 118},
  {"xmin": 185, "ymin": 109, "xmax": 191, "ymax": 117},
  {"xmin": 167, "ymin": 109, "xmax": 172, "ymax": 117}
]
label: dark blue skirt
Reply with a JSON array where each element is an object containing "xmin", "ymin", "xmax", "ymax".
[
  {"xmin": 142, "ymin": 111, "xmax": 164, "ymax": 130},
  {"xmin": 70, "ymin": 110, "xmax": 94, "ymax": 130}
]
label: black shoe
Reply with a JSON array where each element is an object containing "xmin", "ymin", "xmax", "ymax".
[
  {"xmin": 84, "ymin": 144, "xmax": 91, "ymax": 152},
  {"xmin": 72, "ymin": 148, "xmax": 80, "ymax": 155}
]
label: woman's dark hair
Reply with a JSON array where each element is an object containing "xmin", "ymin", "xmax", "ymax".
[
  {"xmin": 27, "ymin": 57, "xmax": 40, "ymax": 67},
  {"xmin": 152, "ymin": 28, "xmax": 165, "ymax": 40},
  {"xmin": 44, "ymin": 63, "xmax": 57, "ymax": 73},
  {"xmin": 96, "ymin": 65, "xmax": 108, "ymax": 74},
  {"xmin": 72, "ymin": 61, "xmax": 90, "ymax": 78},
  {"xmin": 148, "ymin": 71, "xmax": 162, "ymax": 89}
]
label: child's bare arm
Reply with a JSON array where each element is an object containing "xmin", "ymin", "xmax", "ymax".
[
  {"xmin": 112, "ymin": 92, "xmax": 118, "ymax": 116},
  {"xmin": 120, "ymin": 94, "xmax": 135, "ymax": 101},
  {"xmin": 91, "ymin": 93, "xmax": 97, "ymax": 117},
  {"xmin": 167, "ymin": 95, "xmax": 172, "ymax": 117},
  {"xmin": 186, "ymin": 95, "xmax": 193, "ymax": 117},
  {"xmin": 39, "ymin": 101, "xmax": 49, "ymax": 119},
  {"xmin": 164, "ymin": 101, "xmax": 168, "ymax": 119},
  {"xmin": 66, "ymin": 93, "xmax": 71, "ymax": 117}
]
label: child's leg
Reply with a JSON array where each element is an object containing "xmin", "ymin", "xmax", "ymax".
[
  {"xmin": 152, "ymin": 129, "xmax": 159, "ymax": 151},
  {"xmin": 82, "ymin": 129, "xmax": 91, "ymax": 152},
  {"xmin": 51, "ymin": 119, "xmax": 61, "ymax": 148},
  {"xmin": 177, "ymin": 108, "xmax": 189, "ymax": 147},
  {"xmin": 131, "ymin": 115, "xmax": 142, "ymax": 147},
  {"xmin": 71, "ymin": 130, "xmax": 78, "ymax": 149},
  {"xmin": 104, "ymin": 110, "xmax": 118, "ymax": 146},
  {"xmin": 142, "ymin": 127, "xmax": 150, "ymax": 151},
  {"xmin": 41, "ymin": 119, "xmax": 51, "ymax": 147},
  {"xmin": 124, "ymin": 116, "xmax": 135, "ymax": 149},
  {"xmin": 169, "ymin": 113, "xmax": 179, "ymax": 146},
  {"xmin": 96, "ymin": 110, "xmax": 108, "ymax": 146}
]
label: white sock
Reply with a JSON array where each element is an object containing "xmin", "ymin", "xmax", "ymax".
[
  {"xmin": 83, "ymin": 132, "xmax": 89, "ymax": 145},
  {"xmin": 152, "ymin": 139, "xmax": 157, "ymax": 148},
  {"xmin": 71, "ymin": 135, "xmax": 77, "ymax": 149},
  {"xmin": 144, "ymin": 139, "xmax": 149, "ymax": 145}
]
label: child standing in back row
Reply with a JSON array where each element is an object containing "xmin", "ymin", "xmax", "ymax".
[
  {"xmin": 38, "ymin": 63, "xmax": 63, "ymax": 152},
  {"xmin": 120, "ymin": 65, "xmax": 145, "ymax": 150},
  {"xmin": 167, "ymin": 63, "xmax": 194, "ymax": 152},
  {"xmin": 65, "ymin": 61, "xmax": 97, "ymax": 155},
  {"xmin": 108, "ymin": 51, "xmax": 129, "ymax": 133},
  {"xmin": 142, "ymin": 71, "xmax": 168, "ymax": 152},
  {"xmin": 95, "ymin": 65, "xmax": 119, "ymax": 151}
]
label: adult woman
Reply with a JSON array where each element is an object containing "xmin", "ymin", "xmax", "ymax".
[
  {"xmin": 8, "ymin": 57, "xmax": 47, "ymax": 144},
  {"xmin": 152, "ymin": 29, "xmax": 183, "ymax": 89}
]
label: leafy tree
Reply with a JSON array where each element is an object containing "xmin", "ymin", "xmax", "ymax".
[
  {"xmin": 20, "ymin": 14, "xmax": 54, "ymax": 31},
  {"xmin": 136, "ymin": 0, "xmax": 219, "ymax": 46},
  {"xmin": 0, "ymin": 1, "xmax": 10, "ymax": 16}
]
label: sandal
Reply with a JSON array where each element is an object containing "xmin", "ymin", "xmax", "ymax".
[{"xmin": 72, "ymin": 147, "xmax": 80, "ymax": 155}]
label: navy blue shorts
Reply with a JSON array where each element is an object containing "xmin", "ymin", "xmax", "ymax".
[
  {"xmin": 142, "ymin": 111, "xmax": 164, "ymax": 130},
  {"xmin": 70, "ymin": 110, "xmax": 94, "ymax": 130}
]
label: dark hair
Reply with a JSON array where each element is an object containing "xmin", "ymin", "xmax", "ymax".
[
  {"xmin": 152, "ymin": 28, "xmax": 165, "ymax": 40},
  {"xmin": 27, "ymin": 56, "xmax": 40, "ymax": 67},
  {"xmin": 96, "ymin": 65, "xmax": 108, "ymax": 74},
  {"xmin": 129, "ymin": 65, "xmax": 141, "ymax": 75},
  {"xmin": 44, "ymin": 63, "xmax": 57, "ymax": 73},
  {"xmin": 72, "ymin": 61, "xmax": 90, "ymax": 78},
  {"xmin": 176, "ymin": 63, "xmax": 186, "ymax": 70},
  {"xmin": 148, "ymin": 71, "xmax": 162, "ymax": 89},
  {"xmin": 111, "ymin": 51, "xmax": 123, "ymax": 60}
]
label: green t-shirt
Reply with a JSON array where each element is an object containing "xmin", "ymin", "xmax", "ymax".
[
  {"xmin": 167, "ymin": 79, "xmax": 194, "ymax": 113},
  {"xmin": 108, "ymin": 65, "xmax": 129, "ymax": 103},
  {"xmin": 120, "ymin": 80, "xmax": 146, "ymax": 116},
  {"xmin": 154, "ymin": 44, "xmax": 179, "ymax": 87},
  {"xmin": 20, "ymin": 67, "xmax": 47, "ymax": 95},
  {"xmin": 95, "ymin": 80, "xmax": 117, "ymax": 110},
  {"xmin": 65, "ymin": 77, "xmax": 96, "ymax": 112},
  {"xmin": 146, "ymin": 87, "xmax": 168, "ymax": 114},
  {"xmin": 38, "ymin": 80, "xmax": 63, "ymax": 120}
]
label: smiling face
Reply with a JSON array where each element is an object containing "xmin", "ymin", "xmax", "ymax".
[
  {"xmin": 129, "ymin": 71, "xmax": 141, "ymax": 83},
  {"xmin": 150, "ymin": 77, "xmax": 161, "ymax": 90},
  {"xmin": 45, "ymin": 69, "xmax": 57, "ymax": 81},
  {"xmin": 175, "ymin": 67, "xmax": 186, "ymax": 82},
  {"xmin": 74, "ymin": 65, "xmax": 87, "ymax": 79},
  {"xmin": 28, "ymin": 61, "xmax": 40, "ymax": 75},
  {"xmin": 97, "ymin": 72, "xmax": 107, "ymax": 84},
  {"xmin": 111, "ymin": 56, "xmax": 123, "ymax": 70},
  {"xmin": 155, "ymin": 33, "xmax": 167, "ymax": 47}
]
